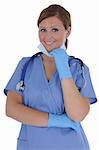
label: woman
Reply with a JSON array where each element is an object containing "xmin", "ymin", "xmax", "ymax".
[{"xmin": 4, "ymin": 4, "xmax": 97, "ymax": 150}]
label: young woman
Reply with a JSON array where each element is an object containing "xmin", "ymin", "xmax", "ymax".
[{"xmin": 4, "ymin": 4, "xmax": 97, "ymax": 150}]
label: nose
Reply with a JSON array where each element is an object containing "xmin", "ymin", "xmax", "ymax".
[{"xmin": 45, "ymin": 31, "xmax": 53, "ymax": 40}]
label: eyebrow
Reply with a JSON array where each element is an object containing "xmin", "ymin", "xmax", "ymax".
[{"xmin": 39, "ymin": 25, "xmax": 63, "ymax": 29}]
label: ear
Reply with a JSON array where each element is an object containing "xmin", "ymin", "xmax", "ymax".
[{"xmin": 65, "ymin": 26, "xmax": 71, "ymax": 38}]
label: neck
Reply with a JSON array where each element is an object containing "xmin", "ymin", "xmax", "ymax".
[{"xmin": 41, "ymin": 54, "xmax": 55, "ymax": 64}]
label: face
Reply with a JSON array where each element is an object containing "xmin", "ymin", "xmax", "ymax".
[{"xmin": 38, "ymin": 16, "xmax": 70, "ymax": 51}]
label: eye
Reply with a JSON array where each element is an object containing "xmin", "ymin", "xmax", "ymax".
[
  {"xmin": 39, "ymin": 28, "xmax": 47, "ymax": 32},
  {"xmin": 52, "ymin": 28, "xmax": 59, "ymax": 32}
]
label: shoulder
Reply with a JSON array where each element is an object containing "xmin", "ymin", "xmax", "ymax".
[
  {"xmin": 19, "ymin": 52, "xmax": 42, "ymax": 64},
  {"xmin": 17, "ymin": 52, "xmax": 42, "ymax": 69},
  {"xmin": 13, "ymin": 57, "xmax": 32, "ymax": 72},
  {"xmin": 68, "ymin": 55, "xmax": 89, "ymax": 73},
  {"xmin": 68, "ymin": 56, "xmax": 90, "ymax": 90},
  {"xmin": 18, "ymin": 56, "xmax": 31, "ymax": 64}
]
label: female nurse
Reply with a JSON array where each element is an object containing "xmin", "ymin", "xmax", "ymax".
[{"xmin": 4, "ymin": 4, "xmax": 97, "ymax": 150}]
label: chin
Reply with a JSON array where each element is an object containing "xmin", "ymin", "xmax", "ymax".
[
  {"xmin": 46, "ymin": 45, "xmax": 59, "ymax": 51},
  {"xmin": 45, "ymin": 46, "xmax": 53, "ymax": 52}
]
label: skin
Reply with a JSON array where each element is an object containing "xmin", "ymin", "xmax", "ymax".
[
  {"xmin": 38, "ymin": 16, "xmax": 70, "ymax": 51},
  {"xmin": 6, "ymin": 16, "xmax": 90, "ymax": 127},
  {"xmin": 38, "ymin": 16, "xmax": 71, "ymax": 64},
  {"xmin": 38, "ymin": 16, "xmax": 90, "ymax": 121}
]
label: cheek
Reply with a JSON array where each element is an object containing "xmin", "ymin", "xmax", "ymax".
[
  {"xmin": 57, "ymin": 35, "xmax": 66, "ymax": 44},
  {"xmin": 39, "ymin": 34, "xmax": 44, "ymax": 42},
  {"xmin": 60, "ymin": 33, "xmax": 66, "ymax": 40}
]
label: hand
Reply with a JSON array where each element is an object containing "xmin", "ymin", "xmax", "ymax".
[
  {"xmin": 48, "ymin": 113, "xmax": 81, "ymax": 133},
  {"xmin": 50, "ymin": 48, "xmax": 72, "ymax": 80}
]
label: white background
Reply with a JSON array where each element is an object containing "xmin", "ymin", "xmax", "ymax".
[{"xmin": 0, "ymin": 0, "xmax": 99, "ymax": 150}]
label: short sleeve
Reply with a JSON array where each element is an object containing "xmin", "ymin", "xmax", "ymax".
[
  {"xmin": 4, "ymin": 57, "xmax": 30, "ymax": 97},
  {"xmin": 80, "ymin": 65, "xmax": 97, "ymax": 104}
]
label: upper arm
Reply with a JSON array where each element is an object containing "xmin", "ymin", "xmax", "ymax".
[
  {"xmin": 6, "ymin": 91, "xmax": 23, "ymax": 115},
  {"xmin": 71, "ymin": 60, "xmax": 97, "ymax": 105},
  {"xmin": 80, "ymin": 65, "xmax": 97, "ymax": 104},
  {"xmin": 7, "ymin": 91, "xmax": 23, "ymax": 104},
  {"xmin": 4, "ymin": 57, "xmax": 30, "ymax": 97},
  {"xmin": 82, "ymin": 97, "xmax": 90, "ymax": 108}
]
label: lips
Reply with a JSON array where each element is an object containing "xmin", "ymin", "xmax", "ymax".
[
  {"xmin": 45, "ymin": 41, "xmax": 55, "ymax": 45},
  {"xmin": 45, "ymin": 42, "xmax": 53, "ymax": 45}
]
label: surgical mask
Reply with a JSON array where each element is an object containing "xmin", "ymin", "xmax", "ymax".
[
  {"xmin": 37, "ymin": 42, "xmax": 66, "ymax": 57},
  {"xmin": 37, "ymin": 43, "xmax": 52, "ymax": 57}
]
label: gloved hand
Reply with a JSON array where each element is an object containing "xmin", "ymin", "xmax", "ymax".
[
  {"xmin": 50, "ymin": 48, "xmax": 72, "ymax": 80},
  {"xmin": 48, "ymin": 113, "xmax": 81, "ymax": 134}
]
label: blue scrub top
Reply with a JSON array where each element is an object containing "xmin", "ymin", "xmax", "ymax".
[{"xmin": 4, "ymin": 54, "xmax": 97, "ymax": 150}]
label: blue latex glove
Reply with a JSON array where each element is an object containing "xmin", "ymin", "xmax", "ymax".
[
  {"xmin": 48, "ymin": 113, "xmax": 81, "ymax": 134},
  {"xmin": 50, "ymin": 48, "xmax": 72, "ymax": 80}
]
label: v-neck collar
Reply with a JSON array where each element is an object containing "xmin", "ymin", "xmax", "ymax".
[{"xmin": 39, "ymin": 55, "xmax": 57, "ymax": 85}]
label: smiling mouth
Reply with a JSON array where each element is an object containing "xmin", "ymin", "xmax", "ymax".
[{"xmin": 45, "ymin": 41, "xmax": 55, "ymax": 45}]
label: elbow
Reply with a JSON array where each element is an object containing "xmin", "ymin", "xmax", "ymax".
[
  {"xmin": 5, "ymin": 105, "xmax": 11, "ymax": 117},
  {"xmin": 5, "ymin": 103, "xmax": 15, "ymax": 118},
  {"xmin": 5, "ymin": 91, "xmax": 22, "ymax": 119},
  {"xmin": 69, "ymin": 106, "xmax": 90, "ymax": 122},
  {"xmin": 70, "ymin": 115, "xmax": 87, "ymax": 122},
  {"xmin": 72, "ymin": 115, "xmax": 87, "ymax": 122}
]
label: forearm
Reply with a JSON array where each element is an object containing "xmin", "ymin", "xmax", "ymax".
[
  {"xmin": 6, "ymin": 91, "xmax": 81, "ymax": 130},
  {"xmin": 6, "ymin": 102, "xmax": 48, "ymax": 127},
  {"xmin": 61, "ymin": 78, "xmax": 90, "ymax": 121}
]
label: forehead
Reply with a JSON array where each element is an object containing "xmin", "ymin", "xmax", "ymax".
[{"xmin": 39, "ymin": 16, "xmax": 64, "ymax": 28}]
